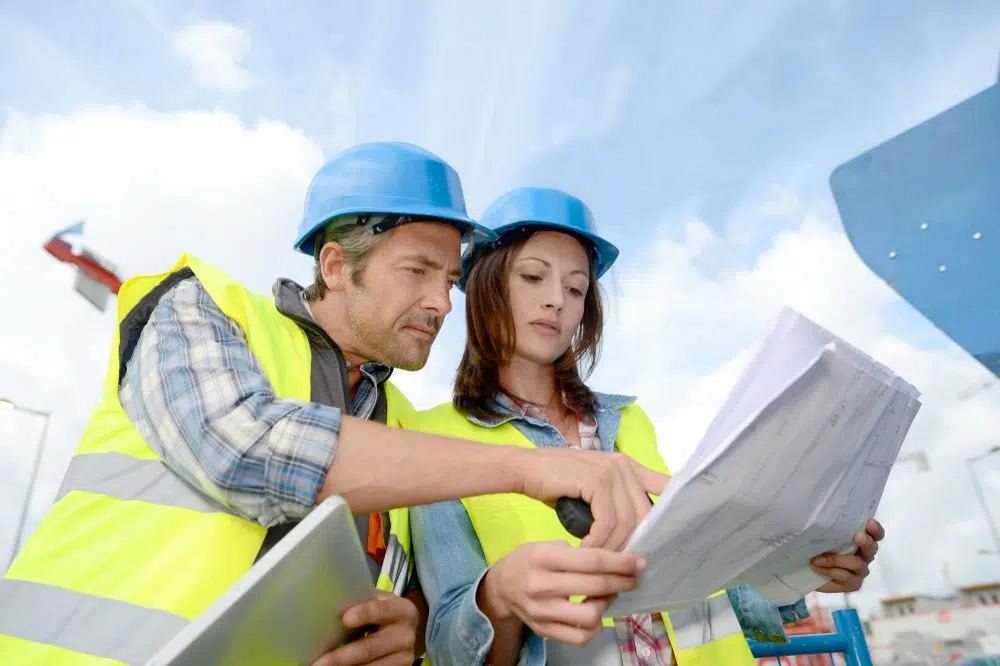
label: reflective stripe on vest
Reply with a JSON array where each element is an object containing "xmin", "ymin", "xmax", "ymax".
[
  {"xmin": 0, "ymin": 580, "xmax": 187, "ymax": 666},
  {"xmin": 377, "ymin": 533, "xmax": 412, "ymax": 596},
  {"xmin": 407, "ymin": 402, "xmax": 757, "ymax": 666},
  {"xmin": 669, "ymin": 594, "xmax": 744, "ymax": 651},
  {"xmin": 0, "ymin": 254, "xmax": 415, "ymax": 665},
  {"xmin": 54, "ymin": 452, "xmax": 225, "ymax": 513}
]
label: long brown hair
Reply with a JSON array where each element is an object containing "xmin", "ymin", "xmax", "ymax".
[{"xmin": 453, "ymin": 233, "xmax": 606, "ymax": 421}]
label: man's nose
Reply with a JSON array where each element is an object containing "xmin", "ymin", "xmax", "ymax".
[{"xmin": 423, "ymin": 276, "xmax": 453, "ymax": 316}]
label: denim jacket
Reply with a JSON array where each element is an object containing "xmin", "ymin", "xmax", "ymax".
[{"xmin": 410, "ymin": 392, "xmax": 809, "ymax": 665}]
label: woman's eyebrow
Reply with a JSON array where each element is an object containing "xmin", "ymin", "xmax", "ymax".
[{"xmin": 518, "ymin": 256, "xmax": 588, "ymax": 277}]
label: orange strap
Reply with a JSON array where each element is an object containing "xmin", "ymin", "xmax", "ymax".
[{"xmin": 367, "ymin": 512, "xmax": 387, "ymax": 564}]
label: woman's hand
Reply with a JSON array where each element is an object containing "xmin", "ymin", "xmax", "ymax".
[
  {"xmin": 812, "ymin": 519, "xmax": 885, "ymax": 594},
  {"xmin": 478, "ymin": 541, "xmax": 645, "ymax": 647}
]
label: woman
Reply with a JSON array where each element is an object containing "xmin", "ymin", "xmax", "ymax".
[{"xmin": 409, "ymin": 187, "xmax": 883, "ymax": 665}]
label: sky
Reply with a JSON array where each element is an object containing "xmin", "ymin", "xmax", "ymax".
[{"xmin": 2, "ymin": 0, "xmax": 1000, "ymax": 622}]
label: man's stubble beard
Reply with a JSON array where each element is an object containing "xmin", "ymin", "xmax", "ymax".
[{"xmin": 344, "ymin": 290, "xmax": 435, "ymax": 372}]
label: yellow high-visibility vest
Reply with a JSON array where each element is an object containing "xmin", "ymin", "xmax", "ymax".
[
  {"xmin": 0, "ymin": 254, "xmax": 415, "ymax": 666},
  {"xmin": 408, "ymin": 402, "xmax": 756, "ymax": 666}
]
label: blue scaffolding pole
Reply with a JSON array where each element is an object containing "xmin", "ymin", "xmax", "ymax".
[{"xmin": 748, "ymin": 609, "xmax": 873, "ymax": 666}]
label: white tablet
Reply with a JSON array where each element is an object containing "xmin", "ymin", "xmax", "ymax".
[{"xmin": 146, "ymin": 495, "xmax": 377, "ymax": 666}]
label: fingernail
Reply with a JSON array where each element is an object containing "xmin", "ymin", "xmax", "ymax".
[
  {"xmin": 636, "ymin": 557, "xmax": 647, "ymax": 572},
  {"xmin": 815, "ymin": 557, "xmax": 828, "ymax": 566}
]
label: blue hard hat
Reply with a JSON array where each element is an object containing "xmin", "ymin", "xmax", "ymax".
[
  {"xmin": 294, "ymin": 141, "xmax": 495, "ymax": 255},
  {"xmin": 458, "ymin": 187, "xmax": 619, "ymax": 291}
]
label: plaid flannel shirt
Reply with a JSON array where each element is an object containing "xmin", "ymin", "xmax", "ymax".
[{"xmin": 118, "ymin": 275, "xmax": 391, "ymax": 527}]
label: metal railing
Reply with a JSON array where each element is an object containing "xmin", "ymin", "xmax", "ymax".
[{"xmin": 748, "ymin": 608, "xmax": 873, "ymax": 666}]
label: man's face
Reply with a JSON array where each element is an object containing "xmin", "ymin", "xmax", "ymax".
[{"xmin": 344, "ymin": 222, "xmax": 463, "ymax": 371}]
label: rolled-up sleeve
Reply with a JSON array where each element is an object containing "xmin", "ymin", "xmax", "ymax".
[
  {"xmin": 778, "ymin": 598, "xmax": 810, "ymax": 625},
  {"xmin": 411, "ymin": 499, "xmax": 515, "ymax": 665},
  {"xmin": 726, "ymin": 585, "xmax": 811, "ymax": 644},
  {"xmin": 119, "ymin": 275, "xmax": 340, "ymax": 527}
]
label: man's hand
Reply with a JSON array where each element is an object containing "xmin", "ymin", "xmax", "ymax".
[
  {"xmin": 812, "ymin": 519, "xmax": 885, "ymax": 594},
  {"xmin": 521, "ymin": 448, "xmax": 669, "ymax": 551},
  {"xmin": 312, "ymin": 591, "xmax": 419, "ymax": 666}
]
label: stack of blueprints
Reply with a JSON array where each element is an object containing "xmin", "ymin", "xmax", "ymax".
[{"xmin": 607, "ymin": 307, "xmax": 922, "ymax": 618}]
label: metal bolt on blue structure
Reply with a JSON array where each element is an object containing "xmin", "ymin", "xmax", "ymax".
[{"xmin": 747, "ymin": 609, "xmax": 873, "ymax": 666}]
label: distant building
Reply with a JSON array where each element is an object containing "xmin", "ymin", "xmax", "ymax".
[
  {"xmin": 752, "ymin": 583, "xmax": 1000, "ymax": 665},
  {"xmin": 868, "ymin": 582, "xmax": 1000, "ymax": 665},
  {"xmin": 880, "ymin": 593, "xmax": 956, "ymax": 618},
  {"xmin": 959, "ymin": 582, "xmax": 1000, "ymax": 609}
]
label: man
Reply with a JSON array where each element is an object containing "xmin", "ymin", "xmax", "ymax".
[{"xmin": 0, "ymin": 142, "xmax": 667, "ymax": 666}]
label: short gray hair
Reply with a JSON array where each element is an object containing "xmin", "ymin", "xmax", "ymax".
[{"xmin": 304, "ymin": 216, "xmax": 390, "ymax": 301}]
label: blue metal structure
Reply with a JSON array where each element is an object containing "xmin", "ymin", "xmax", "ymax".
[
  {"xmin": 748, "ymin": 609, "xmax": 873, "ymax": 666},
  {"xmin": 830, "ymin": 79, "xmax": 1000, "ymax": 378}
]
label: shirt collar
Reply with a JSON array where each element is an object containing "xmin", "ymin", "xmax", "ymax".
[
  {"xmin": 467, "ymin": 391, "xmax": 636, "ymax": 428},
  {"xmin": 359, "ymin": 360, "xmax": 393, "ymax": 385}
]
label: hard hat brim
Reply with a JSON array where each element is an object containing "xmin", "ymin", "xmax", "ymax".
[
  {"xmin": 294, "ymin": 202, "xmax": 496, "ymax": 256},
  {"xmin": 456, "ymin": 221, "xmax": 619, "ymax": 292}
]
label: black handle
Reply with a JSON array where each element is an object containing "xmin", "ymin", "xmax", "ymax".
[{"xmin": 555, "ymin": 497, "xmax": 595, "ymax": 539}]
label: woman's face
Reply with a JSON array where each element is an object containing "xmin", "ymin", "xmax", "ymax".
[{"xmin": 506, "ymin": 230, "xmax": 591, "ymax": 367}]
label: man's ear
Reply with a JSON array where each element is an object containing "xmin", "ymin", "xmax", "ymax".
[{"xmin": 318, "ymin": 242, "xmax": 350, "ymax": 292}]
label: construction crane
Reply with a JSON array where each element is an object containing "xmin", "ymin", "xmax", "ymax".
[{"xmin": 42, "ymin": 220, "xmax": 124, "ymax": 312}]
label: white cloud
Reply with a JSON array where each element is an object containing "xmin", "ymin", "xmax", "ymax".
[
  {"xmin": 0, "ymin": 105, "xmax": 325, "ymax": 560},
  {"xmin": 171, "ymin": 21, "xmax": 257, "ymax": 92}
]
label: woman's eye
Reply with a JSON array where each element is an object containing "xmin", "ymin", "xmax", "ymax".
[
  {"xmin": 569, "ymin": 287, "xmax": 585, "ymax": 298},
  {"xmin": 407, "ymin": 267, "xmax": 425, "ymax": 276},
  {"xmin": 521, "ymin": 274, "xmax": 542, "ymax": 283}
]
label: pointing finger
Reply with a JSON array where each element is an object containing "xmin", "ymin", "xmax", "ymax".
[{"xmin": 630, "ymin": 460, "xmax": 669, "ymax": 496}]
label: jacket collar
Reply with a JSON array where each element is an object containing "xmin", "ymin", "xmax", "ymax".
[
  {"xmin": 272, "ymin": 277, "xmax": 314, "ymax": 322},
  {"xmin": 271, "ymin": 277, "xmax": 393, "ymax": 380}
]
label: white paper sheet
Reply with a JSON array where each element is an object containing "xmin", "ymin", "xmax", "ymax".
[{"xmin": 606, "ymin": 307, "xmax": 921, "ymax": 617}]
